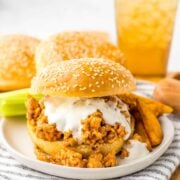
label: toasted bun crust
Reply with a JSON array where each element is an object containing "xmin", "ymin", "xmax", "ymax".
[
  {"xmin": 35, "ymin": 31, "xmax": 124, "ymax": 73},
  {"xmin": 31, "ymin": 58, "xmax": 136, "ymax": 97},
  {"xmin": 0, "ymin": 35, "xmax": 40, "ymax": 91}
]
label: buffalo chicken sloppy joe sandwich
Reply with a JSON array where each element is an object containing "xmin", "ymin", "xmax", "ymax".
[{"xmin": 26, "ymin": 58, "xmax": 172, "ymax": 168}]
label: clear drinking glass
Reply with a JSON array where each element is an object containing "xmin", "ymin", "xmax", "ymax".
[{"xmin": 115, "ymin": 0, "xmax": 177, "ymax": 80}]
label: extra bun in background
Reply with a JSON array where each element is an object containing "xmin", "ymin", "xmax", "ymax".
[
  {"xmin": 31, "ymin": 58, "xmax": 136, "ymax": 97},
  {"xmin": 0, "ymin": 35, "xmax": 40, "ymax": 91},
  {"xmin": 35, "ymin": 31, "xmax": 124, "ymax": 73}
]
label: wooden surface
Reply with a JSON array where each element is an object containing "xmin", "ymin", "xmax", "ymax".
[{"xmin": 171, "ymin": 166, "xmax": 180, "ymax": 180}]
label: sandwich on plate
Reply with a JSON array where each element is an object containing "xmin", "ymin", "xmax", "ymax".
[{"xmin": 26, "ymin": 58, "xmax": 172, "ymax": 168}]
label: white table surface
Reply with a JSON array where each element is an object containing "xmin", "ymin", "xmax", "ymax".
[{"xmin": 0, "ymin": 0, "xmax": 179, "ymax": 71}]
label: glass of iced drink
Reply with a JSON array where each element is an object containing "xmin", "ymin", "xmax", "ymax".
[{"xmin": 115, "ymin": 0, "xmax": 177, "ymax": 79}]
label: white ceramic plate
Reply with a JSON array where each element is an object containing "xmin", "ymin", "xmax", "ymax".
[{"xmin": 0, "ymin": 115, "xmax": 174, "ymax": 179}]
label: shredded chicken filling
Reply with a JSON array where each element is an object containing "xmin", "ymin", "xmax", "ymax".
[{"xmin": 26, "ymin": 96, "xmax": 129, "ymax": 167}]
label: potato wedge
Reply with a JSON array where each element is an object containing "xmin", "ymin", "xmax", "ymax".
[
  {"xmin": 134, "ymin": 94, "xmax": 173, "ymax": 116},
  {"xmin": 118, "ymin": 93, "xmax": 173, "ymax": 116},
  {"xmin": 133, "ymin": 112, "xmax": 152, "ymax": 151},
  {"xmin": 136, "ymin": 100, "xmax": 163, "ymax": 146}
]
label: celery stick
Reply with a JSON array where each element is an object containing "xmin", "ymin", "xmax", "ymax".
[
  {"xmin": 0, "ymin": 89, "xmax": 42, "ymax": 117},
  {"xmin": 0, "ymin": 101, "xmax": 26, "ymax": 116}
]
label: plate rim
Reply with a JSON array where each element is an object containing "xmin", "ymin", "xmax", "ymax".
[{"xmin": 0, "ymin": 115, "xmax": 175, "ymax": 179}]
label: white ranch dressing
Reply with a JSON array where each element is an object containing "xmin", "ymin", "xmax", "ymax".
[
  {"xmin": 120, "ymin": 140, "xmax": 150, "ymax": 164},
  {"xmin": 44, "ymin": 96, "xmax": 131, "ymax": 140}
]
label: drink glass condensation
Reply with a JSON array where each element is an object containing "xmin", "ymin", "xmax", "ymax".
[{"xmin": 115, "ymin": 0, "xmax": 177, "ymax": 79}]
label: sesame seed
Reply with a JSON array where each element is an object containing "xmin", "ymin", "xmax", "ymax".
[
  {"xmin": 80, "ymin": 87, "xmax": 87, "ymax": 91},
  {"xmin": 0, "ymin": 35, "xmax": 39, "ymax": 87},
  {"xmin": 73, "ymin": 84, "xmax": 78, "ymax": 88},
  {"xmin": 31, "ymin": 57, "xmax": 135, "ymax": 96},
  {"xmin": 36, "ymin": 31, "xmax": 124, "ymax": 73}
]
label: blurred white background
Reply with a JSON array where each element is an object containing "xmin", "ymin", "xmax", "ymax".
[{"xmin": 0, "ymin": 0, "xmax": 179, "ymax": 71}]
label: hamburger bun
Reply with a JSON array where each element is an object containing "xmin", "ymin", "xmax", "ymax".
[
  {"xmin": 27, "ymin": 120, "xmax": 124, "ymax": 157},
  {"xmin": 31, "ymin": 58, "xmax": 136, "ymax": 97},
  {"xmin": 0, "ymin": 34, "xmax": 40, "ymax": 91},
  {"xmin": 28, "ymin": 58, "xmax": 135, "ymax": 167},
  {"xmin": 35, "ymin": 31, "xmax": 124, "ymax": 73}
]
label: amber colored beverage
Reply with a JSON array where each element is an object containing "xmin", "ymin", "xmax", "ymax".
[{"xmin": 115, "ymin": 0, "xmax": 177, "ymax": 79}]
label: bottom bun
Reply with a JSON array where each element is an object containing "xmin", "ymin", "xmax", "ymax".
[{"xmin": 27, "ymin": 121, "xmax": 124, "ymax": 157}]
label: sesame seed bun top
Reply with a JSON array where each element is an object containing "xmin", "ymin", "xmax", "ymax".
[
  {"xmin": 31, "ymin": 58, "xmax": 136, "ymax": 97},
  {"xmin": 0, "ymin": 34, "xmax": 40, "ymax": 91},
  {"xmin": 35, "ymin": 31, "xmax": 124, "ymax": 73}
]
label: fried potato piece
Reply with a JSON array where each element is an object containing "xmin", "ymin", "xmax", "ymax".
[
  {"xmin": 118, "ymin": 93, "xmax": 173, "ymax": 116},
  {"xmin": 118, "ymin": 93, "xmax": 137, "ymax": 109},
  {"xmin": 118, "ymin": 92, "xmax": 172, "ymax": 147},
  {"xmin": 133, "ymin": 112, "xmax": 152, "ymax": 151},
  {"xmin": 136, "ymin": 100, "xmax": 163, "ymax": 146},
  {"xmin": 134, "ymin": 94, "xmax": 173, "ymax": 116}
]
